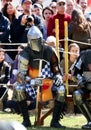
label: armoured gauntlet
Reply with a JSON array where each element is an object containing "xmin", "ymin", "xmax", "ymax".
[
  {"xmin": 77, "ymin": 74, "xmax": 87, "ymax": 88},
  {"xmin": 54, "ymin": 74, "xmax": 63, "ymax": 87}
]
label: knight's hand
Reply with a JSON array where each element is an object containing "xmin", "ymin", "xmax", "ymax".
[
  {"xmin": 78, "ymin": 76, "xmax": 86, "ymax": 88},
  {"xmin": 54, "ymin": 74, "xmax": 63, "ymax": 87},
  {"xmin": 17, "ymin": 73, "xmax": 25, "ymax": 84},
  {"xmin": 25, "ymin": 76, "xmax": 31, "ymax": 82},
  {"xmin": 35, "ymin": 77, "xmax": 43, "ymax": 86},
  {"xmin": 30, "ymin": 77, "xmax": 43, "ymax": 86}
]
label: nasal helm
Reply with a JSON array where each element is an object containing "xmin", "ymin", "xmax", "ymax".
[{"xmin": 27, "ymin": 25, "xmax": 43, "ymax": 52}]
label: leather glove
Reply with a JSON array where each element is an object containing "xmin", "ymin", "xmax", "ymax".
[{"xmin": 54, "ymin": 74, "xmax": 63, "ymax": 87}]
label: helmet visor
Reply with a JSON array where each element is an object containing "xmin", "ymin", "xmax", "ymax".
[{"xmin": 28, "ymin": 38, "xmax": 43, "ymax": 52}]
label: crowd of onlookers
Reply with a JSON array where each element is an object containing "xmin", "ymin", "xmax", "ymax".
[
  {"xmin": 0, "ymin": 0, "xmax": 91, "ymax": 114},
  {"xmin": 0, "ymin": 0, "xmax": 91, "ymax": 59},
  {"xmin": 0, "ymin": 0, "xmax": 91, "ymax": 61}
]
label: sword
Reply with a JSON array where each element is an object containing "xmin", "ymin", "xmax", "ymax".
[{"xmin": 33, "ymin": 58, "xmax": 48, "ymax": 125}]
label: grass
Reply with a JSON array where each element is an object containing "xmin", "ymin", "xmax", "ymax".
[{"xmin": 0, "ymin": 111, "xmax": 87, "ymax": 130}]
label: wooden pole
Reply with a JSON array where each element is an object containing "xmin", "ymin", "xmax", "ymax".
[
  {"xmin": 55, "ymin": 19, "xmax": 60, "ymax": 62},
  {"xmin": 64, "ymin": 21, "xmax": 69, "ymax": 95}
]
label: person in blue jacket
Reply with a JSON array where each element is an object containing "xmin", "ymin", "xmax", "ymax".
[{"xmin": 0, "ymin": 11, "xmax": 10, "ymax": 44}]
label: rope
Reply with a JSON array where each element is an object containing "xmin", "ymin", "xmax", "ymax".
[
  {"xmin": 0, "ymin": 83, "xmax": 78, "ymax": 87},
  {"xmin": 0, "ymin": 45, "xmax": 81, "ymax": 54},
  {"xmin": 0, "ymin": 38, "xmax": 91, "ymax": 49},
  {"xmin": 0, "ymin": 84, "xmax": 13, "ymax": 86},
  {"xmin": 59, "ymin": 38, "xmax": 91, "ymax": 47},
  {"xmin": 59, "ymin": 39, "xmax": 65, "ymax": 42},
  {"xmin": 59, "ymin": 48, "xmax": 79, "ymax": 56},
  {"xmin": 0, "ymin": 43, "xmax": 27, "ymax": 45},
  {"xmin": 2, "ymin": 49, "xmax": 18, "ymax": 51},
  {"xmin": 0, "ymin": 38, "xmax": 91, "ymax": 46},
  {"xmin": 68, "ymin": 38, "xmax": 91, "ymax": 46}
]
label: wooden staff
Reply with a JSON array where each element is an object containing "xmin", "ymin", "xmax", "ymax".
[
  {"xmin": 55, "ymin": 19, "xmax": 60, "ymax": 62},
  {"xmin": 64, "ymin": 21, "xmax": 69, "ymax": 95}
]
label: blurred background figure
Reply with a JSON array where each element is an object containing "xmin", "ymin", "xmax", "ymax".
[
  {"xmin": 66, "ymin": 0, "xmax": 74, "ymax": 15},
  {"xmin": 47, "ymin": 0, "xmax": 71, "ymax": 48},
  {"xmin": 10, "ymin": 0, "xmax": 44, "ymax": 43},
  {"xmin": 16, "ymin": 4, "xmax": 24, "ymax": 15},
  {"xmin": 77, "ymin": 0, "xmax": 88, "ymax": 14},
  {"xmin": 68, "ymin": 9, "xmax": 91, "ymax": 51},
  {"xmin": 32, "ymin": 3, "xmax": 43, "ymax": 18},
  {"xmin": 42, "ymin": 6, "xmax": 54, "ymax": 40},
  {"xmin": 0, "ymin": 120, "xmax": 27, "ymax": 130},
  {"xmin": 42, "ymin": 0, "xmax": 53, "ymax": 8},
  {"xmin": 1, "ymin": 2, "xmax": 19, "ymax": 60},
  {"xmin": 0, "ymin": 48, "xmax": 11, "ymax": 112},
  {"xmin": 85, "ymin": 12, "xmax": 91, "ymax": 22},
  {"xmin": 46, "ymin": 35, "xmax": 56, "ymax": 48},
  {"xmin": 2, "ymin": 2, "xmax": 17, "ymax": 24},
  {"xmin": 34, "ymin": 0, "xmax": 43, "ymax": 5},
  {"xmin": 46, "ymin": 35, "xmax": 64, "ymax": 64},
  {"xmin": 50, "ymin": 2, "xmax": 57, "ymax": 14},
  {"xmin": 0, "ymin": 10, "xmax": 10, "ymax": 46},
  {"xmin": 10, "ymin": 44, "xmax": 25, "ymax": 84},
  {"xmin": 1, "ymin": 0, "xmax": 12, "ymax": 11}
]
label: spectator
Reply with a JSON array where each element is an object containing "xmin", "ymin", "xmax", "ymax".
[
  {"xmin": 35, "ymin": 0, "xmax": 43, "ymax": 5},
  {"xmin": 75, "ymin": 0, "xmax": 91, "ymax": 21},
  {"xmin": 47, "ymin": 0, "xmax": 71, "ymax": 48},
  {"xmin": 0, "ymin": 11, "xmax": 10, "ymax": 49},
  {"xmin": 16, "ymin": 5, "xmax": 24, "ymax": 15},
  {"xmin": 42, "ymin": 0, "xmax": 52, "ymax": 8},
  {"xmin": 0, "ymin": 48, "xmax": 11, "ymax": 83},
  {"xmin": 66, "ymin": 0, "xmax": 74, "ymax": 15},
  {"xmin": 42, "ymin": 6, "xmax": 54, "ymax": 40},
  {"xmin": 1, "ymin": 0, "xmax": 12, "ymax": 8},
  {"xmin": 60, "ymin": 43, "xmax": 80, "ymax": 89},
  {"xmin": 46, "ymin": 35, "xmax": 64, "ymax": 61},
  {"xmin": 46, "ymin": 35, "xmax": 56, "ymax": 48},
  {"xmin": 10, "ymin": 0, "xmax": 44, "ymax": 43},
  {"xmin": 0, "ymin": 7, "xmax": 12, "ymax": 62},
  {"xmin": 2, "ymin": 2, "xmax": 19, "ymax": 60},
  {"xmin": 77, "ymin": 0, "xmax": 87, "ymax": 14},
  {"xmin": 60, "ymin": 43, "xmax": 80, "ymax": 113},
  {"xmin": 2, "ymin": 2, "xmax": 17, "ymax": 24},
  {"xmin": 10, "ymin": 44, "xmax": 25, "ymax": 84},
  {"xmin": 85, "ymin": 12, "xmax": 91, "ymax": 22},
  {"xmin": 0, "ymin": 48, "xmax": 11, "ymax": 111},
  {"xmin": 72, "ymin": 0, "xmax": 82, "ymax": 11},
  {"xmin": 50, "ymin": 2, "xmax": 57, "ymax": 14},
  {"xmin": 5, "ymin": 53, "xmax": 14, "ymax": 65},
  {"xmin": 3, "ymin": 44, "xmax": 25, "ymax": 114},
  {"xmin": 32, "ymin": 3, "xmax": 43, "ymax": 18},
  {"xmin": 68, "ymin": 9, "xmax": 91, "ymax": 51}
]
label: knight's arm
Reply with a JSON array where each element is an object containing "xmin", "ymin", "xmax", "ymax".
[
  {"xmin": 50, "ymin": 50, "xmax": 63, "ymax": 87},
  {"xmin": 17, "ymin": 53, "xmax": 29, "ymax": 83}
]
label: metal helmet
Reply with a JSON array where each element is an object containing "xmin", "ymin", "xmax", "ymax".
[{"xmin": 27, "ymin": 25, "xmax": 43, "ymax": 52}]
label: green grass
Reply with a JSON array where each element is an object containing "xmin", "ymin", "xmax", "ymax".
[{"xmin": 0, "ymin": 111, "xmax": 87, "ymax": 130}]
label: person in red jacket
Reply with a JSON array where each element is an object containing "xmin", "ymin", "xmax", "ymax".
[{"xmin": 47, "ymin": 0, "xmax": 71, "ymax": 48}]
